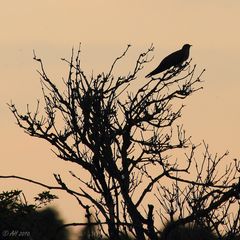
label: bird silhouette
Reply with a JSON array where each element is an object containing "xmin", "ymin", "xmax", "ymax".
[{"xmin": 145, "ymin": 44, "xmax": 192, "ymax": 78}]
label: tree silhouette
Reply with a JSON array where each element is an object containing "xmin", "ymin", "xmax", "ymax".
[
  {"xmin": 0, "ymin": 190, "xmax": 69, "ymax": 240},
  {"xmin": 6, "ymin": 45, "xmax": 240, "ymax": 239}
]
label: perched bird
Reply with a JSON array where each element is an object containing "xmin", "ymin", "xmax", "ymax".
[{"xmin": 145, "ymin": 44, "xmax": 192, "ymax": 78}]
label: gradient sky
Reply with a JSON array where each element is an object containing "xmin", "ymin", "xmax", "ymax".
[{"xmin": 1, "ymin": 0, "xmax": 240, "ymax": 233}]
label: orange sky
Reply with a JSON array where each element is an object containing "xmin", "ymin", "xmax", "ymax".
[{"xmin": 1, "ymin": 1, "xmax": 240, "ymax": 236}]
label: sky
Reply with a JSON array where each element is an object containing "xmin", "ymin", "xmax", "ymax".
[{"xmin": 1, "ymin": 0, "xmax": 240, "ymax": 237}]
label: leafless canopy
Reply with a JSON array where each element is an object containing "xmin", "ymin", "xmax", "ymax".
[{"xmin": 7, "ymin": 45, "xmax": 240, "ymax": 240}]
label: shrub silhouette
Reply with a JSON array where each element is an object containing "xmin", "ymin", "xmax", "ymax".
[
  {"xmin": 159, "ymin": 222, "xmax": 217, "ymax": 240},
  {"xmin": 0, "ymin": 190, "xmax": 69, "ymax": 240}
]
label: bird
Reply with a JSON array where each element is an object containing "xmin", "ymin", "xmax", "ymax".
[{"xmin": 145, "ymin": 44, "xmax": 192, "ymax": 78}]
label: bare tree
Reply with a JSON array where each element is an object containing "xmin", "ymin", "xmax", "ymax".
[
  {"xmin": 5, "ymin": 45, "xmax": 240, "ymax": 239},
  {"xmin": 156, "ymin": 143, "xmax": 240, "ymax": 239}
]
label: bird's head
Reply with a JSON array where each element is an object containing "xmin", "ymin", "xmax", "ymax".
[{"xmin": 182, "ymin": 44, "xmax": 192, "ymax": 50}]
